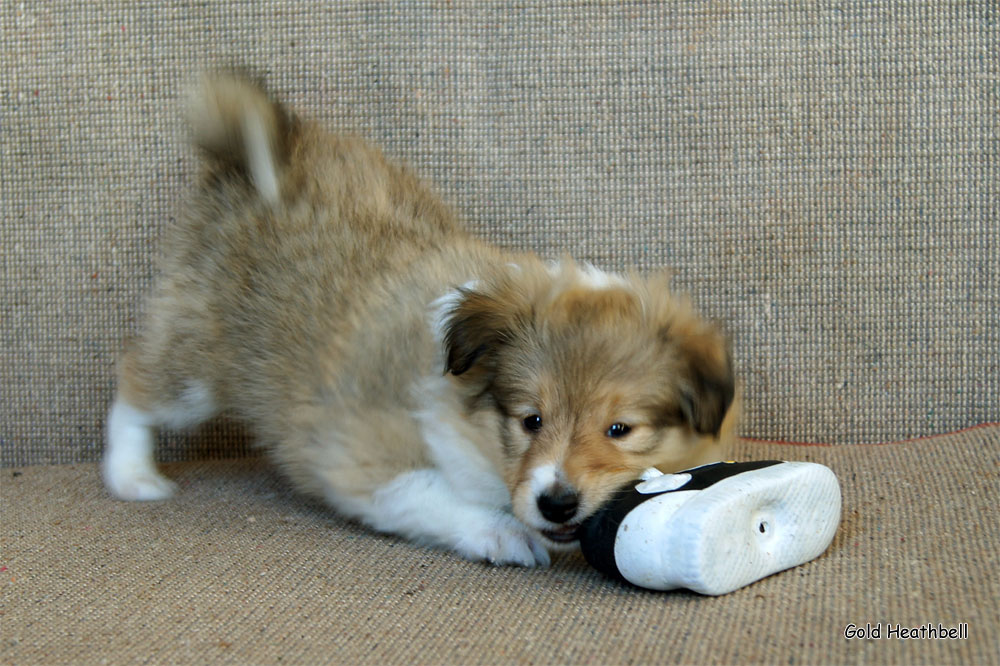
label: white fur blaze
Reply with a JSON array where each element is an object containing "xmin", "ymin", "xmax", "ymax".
[{"xmin": 546, "ymin": 259, "xmax": 628, "ymax": 289}]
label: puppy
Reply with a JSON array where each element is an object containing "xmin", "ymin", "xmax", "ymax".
[{"xmin": 103, "ymin": 74, "xmax": 738, "ymax": 566}]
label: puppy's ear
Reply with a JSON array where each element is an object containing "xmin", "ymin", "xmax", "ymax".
[
  {"xmin": 676, "ymin": 342, "xmax": 735, "ymax": 437},
  {"xmin": 660, "ymin": 313, "xmax": 735, "ymax": 437},
  {"xmin": 442, "ymin": 286, "xmax": 523, "ymax": 377}
]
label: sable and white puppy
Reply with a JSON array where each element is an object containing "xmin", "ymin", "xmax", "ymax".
[{"xmin": 103, "ymin": 75, "xmax": 738, "ymax": 566}]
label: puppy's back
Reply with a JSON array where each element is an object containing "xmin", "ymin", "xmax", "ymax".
[{"xmin": 133, "ymin": 74, "xmax": 483, "ymax": 433}]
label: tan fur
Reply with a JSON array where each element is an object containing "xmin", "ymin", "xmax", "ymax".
[
  {"xmin": 114, "ymin": 74, "xmax": 739, "ymax": 560},
  {"xmin": 443, "ymin": 263, "xmax": 738, "ymax": 535}
]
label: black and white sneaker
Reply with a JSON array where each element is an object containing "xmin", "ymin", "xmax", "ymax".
[{"xmin": 579, "ymin": 460, "xmax": 842, "ymax": 595}]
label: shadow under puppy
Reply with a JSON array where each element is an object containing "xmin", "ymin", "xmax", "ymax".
[{"xmin": 104, "ymin": 74, "xmax": 738, "ymax": 566}]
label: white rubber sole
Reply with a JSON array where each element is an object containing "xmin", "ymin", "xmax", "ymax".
[{"xmin": 613, "ymin": 461, "xmax": 841, "ymax": 595}]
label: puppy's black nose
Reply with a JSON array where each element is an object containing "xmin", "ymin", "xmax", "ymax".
[{"xmin": 538, "ymin": 489, "xmax": 580, "ymax": 523}]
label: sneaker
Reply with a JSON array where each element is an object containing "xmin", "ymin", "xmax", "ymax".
[{"xmin": 579, "ymin": 460, "xmax": 841, "ymax": 595}]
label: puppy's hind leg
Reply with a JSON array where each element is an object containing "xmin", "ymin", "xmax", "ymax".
[
  {"xmin": 103, "ymin": 397, "xmax": 176, "ymax": 501},
  {"xmin": 103, "ymin": 374, "xmax": 218, "ymax": 501}
]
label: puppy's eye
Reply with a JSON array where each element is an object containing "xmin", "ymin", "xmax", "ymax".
[
  {"xmin": 606, "ymin": 423, "xmax": 632, "ymax": 439},
  {"xmin": 522, "ymin": 414, "xmax": 543, "ymax": 433}
]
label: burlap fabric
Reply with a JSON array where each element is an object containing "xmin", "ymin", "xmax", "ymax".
[
  {"xmin": 2, "ymin": 2, "xmax": 998, "ymax": 467},
  {"xmin": 3, "ymin": 431, "xmax": 998, "ymax": 665}
]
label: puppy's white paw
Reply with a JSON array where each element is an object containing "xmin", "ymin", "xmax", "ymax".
[
  {"xmin": 103, "ymin": 461, "xmax": 177, "ymax": 501},
  {"xmin": 456, "ymin": 513, "xmax": 551, "ymax": 567},
  {"xmin": 104, "ymin": 398, "xmax": 177, "ymax": 501}
]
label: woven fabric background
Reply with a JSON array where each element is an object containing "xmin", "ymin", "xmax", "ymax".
[
  {"xmin": 3, "ymin": 2, "xmax": 998, "ymax": 465},
  {"xmin": 3, "ymin": 431, "xmax": 998, "ymax": 664}
]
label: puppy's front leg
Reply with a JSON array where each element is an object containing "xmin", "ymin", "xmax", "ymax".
[
  {"xmin": 364, "ymin": 469, "xmax": 550, "ymax": 567},
  {"xmin": 412, "ymin": 375, "xmax": 511, "ymax": 509}
]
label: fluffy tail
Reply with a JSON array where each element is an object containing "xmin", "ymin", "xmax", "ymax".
[{"xmin": 187, "ymin": 73, "xmax": 294, "ymax": 203}]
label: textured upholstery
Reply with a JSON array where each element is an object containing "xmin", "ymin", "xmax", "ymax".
[
  {"xmin": 3, "ymin": 432, "xmax": 997, "ymax": 664},
  {"xmin": 2, "ymin": 6, "xmax": 997, "ymax": 662},
  {"xmin": 3, "ymin": 2, "xmax": 997, "ymax": 465}
]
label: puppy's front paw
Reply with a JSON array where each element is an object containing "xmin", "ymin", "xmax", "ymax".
[{"xmin": 456, "ymin": 513, "xmax": 551, "ymax": 567}]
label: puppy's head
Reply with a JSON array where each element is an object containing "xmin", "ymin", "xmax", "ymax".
[{"xmin": 442, "ymin": 259, "xmax": 737, "ymax": 547}]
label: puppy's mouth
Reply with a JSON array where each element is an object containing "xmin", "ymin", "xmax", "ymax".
[{"xmin": 541, "ymin": 524, "xmax": 581, "ymax": 544}]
